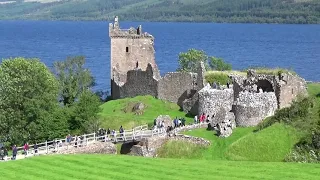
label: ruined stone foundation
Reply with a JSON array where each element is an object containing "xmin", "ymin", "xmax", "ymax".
[{"xmin": 233, "ymin": 91, "xmax": 278, "ymax": 127}]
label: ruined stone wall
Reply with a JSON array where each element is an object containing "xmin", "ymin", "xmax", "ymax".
[
  {"xmin": 276, "ymin": 73, "xmax": 308, "ymax": 108},
  {"xmin": 198, "ymin": 85, "xmax": 234, "ymax": 125},
  {"xmin": 113, "ymin": 64, "xmax": 159, "ymax": 99},
  {"xmin": 158, "ymin": 72, "xmax": 198, "ymax": 107},
  {"xmin": 233, "ymin": 92, "xmax": 278, "ymax": 127}
]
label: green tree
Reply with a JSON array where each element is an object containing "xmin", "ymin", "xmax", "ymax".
[
  {"xmin": 54, "ymin": 56, "xmax": 94, "ymax": 106},
  {"xmin": 0, "ymin": 57, "xmax": 67, "ymax": 145},
  {"xmin": 69, "ymin": 90, "xmax": 102, "ymax": 133},
  {"xmin": 54, "ymin": 56, "xmax": 102, "ymax": 134},
  {"xmin": 209, "ymin": 57, "xmax": 232, "ymax": 71},
  {"xmin": 177, "ymin": 49, "xmax": 208, "ymax": 72}
]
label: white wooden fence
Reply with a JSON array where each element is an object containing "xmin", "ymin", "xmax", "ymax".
[{"xmin": 2, "ymin": 122, "xmax": 207, "ymax": 161}]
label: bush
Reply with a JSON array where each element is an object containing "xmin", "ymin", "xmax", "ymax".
[
  {"xmin": 205, "ymin": 72, "xmax": 231, "ymax": 85},
  {"xmin": 285, "ymin": 145, "xmax": 320, "ymax": 163},
  {"xmin": 243, "ymin": 66, "xmax": 296, "ymax": 76},
  {"xmin": 256, "ymin": 96, "xmax": 313, "ymax": 131},
  {"xmin": 209, "ymin": 57, "xmax": 232, "ymax": 71}
]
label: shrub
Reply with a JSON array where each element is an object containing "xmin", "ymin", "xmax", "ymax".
[
  {"xmin": 256, "ymin": 96, "xmax": 313, "ymax": 131},
  {"xmin": 209, "ymin": 57, "xmax": 232, "ymax": 71},
  {"xmin": 243, "ymin": 66, "xmax": 296, "ymax": 76},
  {"xmin": 205, "ymin": 72, "xmax": 231, "ymax": 85}
]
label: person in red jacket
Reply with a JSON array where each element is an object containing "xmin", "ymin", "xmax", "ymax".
[
  {"xmin": 23, "ymin": 142, "xmax": 29, "ymax": 156},
  {"xmin": 200, "ymin": 113, "xmax": 205, "ymax": 123}
]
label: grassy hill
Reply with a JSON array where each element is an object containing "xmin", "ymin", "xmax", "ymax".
[
  {"xmin": 99, "ymin": 95, "xmax": 192, "ymax": 129},
  {"xmin": 159, "ymin": 123, "xmax": 298, "ymax": 162},
  {"xmin": 0, "ymin": 0, "xmax": 320, "ymax": 24},
  {"xmin": 1, "ymin": 154, "xmax": 319, "ymax": 180}
]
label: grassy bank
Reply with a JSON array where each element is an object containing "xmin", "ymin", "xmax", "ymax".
[
  {"xmin": 1, "ymin": 155, "xmax": 319, "ymax": 180},
  {"xmin": 226, "ymin": 123, "xmax": 299, "ymax": 162},
  {"xmin": 99, "ymin": 96, "xmax": 192, "ymax": 129}
]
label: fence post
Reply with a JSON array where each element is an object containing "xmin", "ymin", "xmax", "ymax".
[
  {"xmin": 45, "ymin": 141, "xmax": 48, "ymax": 154},
  {"xmin": 93, "ymin": 132, "xmax": 96, "ymax": 142},
  {"xmin": 123, "ymin": 131, "xmax": 126, "ymax": 141},
  {"xmin": 132, "ymin": 128, "xmax": 135, "ymax": 140}
]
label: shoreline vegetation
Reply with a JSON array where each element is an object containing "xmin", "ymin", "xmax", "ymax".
[{"xmin": 0, "ymin": 0, "xmax": 319, "ymax": 24}]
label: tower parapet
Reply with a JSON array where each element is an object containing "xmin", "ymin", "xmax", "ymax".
[{"xmin": 109, "ymin": 16, "xmax": 153, "ymax": 39}]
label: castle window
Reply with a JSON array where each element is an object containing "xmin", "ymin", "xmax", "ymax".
[{"xmin": 126, "ymin": 47, "xmax": 129, "ymax": 52}]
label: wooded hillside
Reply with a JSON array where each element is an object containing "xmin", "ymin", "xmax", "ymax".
[{"xmin": 0, "ymin": 0, "xmax": 319, "ymax": 24}]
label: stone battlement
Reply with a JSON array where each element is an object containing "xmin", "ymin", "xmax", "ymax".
[{"xmin": 109, "ymin": 16, "xmax": 153, "ymax": 39}]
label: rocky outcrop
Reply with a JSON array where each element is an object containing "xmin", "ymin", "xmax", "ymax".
[
  {"xmin": 182, "ymin": 91, "xmax": 199, "ymax": 115},
  {"xmin": 217, "ymin": 118, "xmax": 236, "ymax": 138},
  {"xmin": 233, "ymin": 91, "xmax": 278, "ymax": 127},
  {"xmin": 155, "ymin": 115, "xmax": 172, "ymax": 128},
  {"xmin": 129, "ymin": 136, "xmax": 167, "ymax": 157},
  {"xmin": 59, "ymin": 142, "xmax": 117, "ymax": 155},
  {"xmin": 170, "ymin": 134, "xmax": 210, "ymax": 146}
]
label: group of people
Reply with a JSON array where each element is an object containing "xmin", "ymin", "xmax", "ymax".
[
  {"xmin": 173, "ymin": 117, "xmax": 186, "ymax": 128},
  {"xmin": 95, "ymin": 126, "xmax": 125, "ymax": 141},
  {"xmin": 0, "ymin": 142, "xmax": 39, "ymax": 161},
  {"xmin": 194, "ymin": 113, "xmax": 210, "ymax": 124}
]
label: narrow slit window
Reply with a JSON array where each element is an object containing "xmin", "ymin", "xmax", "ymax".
[{"xmin": 126, "ymin": 47, "xmax": 129, "ymax": 52}]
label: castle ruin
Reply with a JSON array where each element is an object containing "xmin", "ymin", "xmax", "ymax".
[
  {"xmin": 109, "ymin": 17, "xmax": 308, "ymax": 129},
  {"xmin": 110, "ymin": 16, "xmax": 205, "ymax": 105}
]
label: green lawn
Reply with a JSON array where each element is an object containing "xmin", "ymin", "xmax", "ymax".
[
  {"xmin": 1, "ymin": 155, "xmax": 319, "ymax": 180},
  {"xmin": 99, "ymin": 95, "xmax": 192, "ymax": 129}
]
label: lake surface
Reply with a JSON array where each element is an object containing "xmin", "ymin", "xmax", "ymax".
[{"xmin": 0, "ymin": 21, "xmax": 319, "ymax": 91}]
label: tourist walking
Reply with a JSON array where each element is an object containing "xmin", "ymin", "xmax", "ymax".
[
  {"xmin": 181, "ymin": 118, "xmax": 186, "ymax": 126},
  {"xmin": 0, "ymin": 147, "xmax": 4, "ymax": 160},
  {"xmin": 12, "ymin": 145, "xmax": 17, "ymax": 160},
  {"xmin": 34, "ymin": 143, "xmax": 38, "ymax": 155},
  {"xmin": 23, "ymin": 142, "xmax": 29, "ymax": 156},
  {"xmin": 153, "ymin": 119, "xmax": 157, "ymax": 127},
  {"xmin": 194, "ymin": 115, "xmax": 198, "ymax": 124},
  {"xmin": 200, "ymin": 113, "xmax": 206, "ymax": 123},
  {"xmin": 66, "ymin": 134, "xmax": 72, "ymax": 144},
  {"xmin": 119, "ymin": 126, "xmax": 124, "ymax": 137}
]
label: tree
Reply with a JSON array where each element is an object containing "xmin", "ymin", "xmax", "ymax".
[
  {"xmin": 54, "ymin": 56, "xmax": 102, "ymax": 134},
  {"xmin": 209, "ymin": 57, "xmax": 232, "ymax": 71},
  {"xmin": 54, "ymin": 56, "xmax": 94, "ymax": 106},
  {"xmin": 69, "ymin": 90, "xmax": 102, "ymax": 133},
  {"xmin": 0, "ymin": 57, "xmax": 67, "ymax": 145},
  {"xmin": 177, "ymin": 49, "xmax": 208, "ymax": 72}
]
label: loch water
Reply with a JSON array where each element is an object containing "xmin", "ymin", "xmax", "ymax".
[{"xmin": 0, "ymin": 20, "xmax": 319, "ymax": 91}]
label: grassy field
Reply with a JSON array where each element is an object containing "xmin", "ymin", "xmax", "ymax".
[
  {"xmin": 99, "ymin": 95, "xmax": 192, "ymax": 129},
  {"xmin": 1, "ymin": 154, "xmax": 319, "ymax": 180}
]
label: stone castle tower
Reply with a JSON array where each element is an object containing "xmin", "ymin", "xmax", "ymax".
[{"xmin": 109, "ymin": 16, "xmax": 160, "ymax": 98}]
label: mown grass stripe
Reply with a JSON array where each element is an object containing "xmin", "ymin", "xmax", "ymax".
[{"xmin": 2, "ymin": 154, "xmax": 320, "ymax": 180}]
